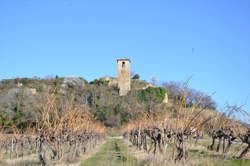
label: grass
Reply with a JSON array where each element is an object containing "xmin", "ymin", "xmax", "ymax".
[
  {"xmin": 106, "ymin": 127, "xmax": 123, "ymax": 137},
  {"xmin": 130, "ymin": 138, "xmax": 250, "ymax": 166},
  {"xmin": 80, "ymin": 138, "xmax": 143, "ymax": 166},
  {"xmin": 190, "ymin": 138, "xmax": 248, "ymax": 156},
  {"xmin": 0, "ymin": 160, "xmax": 40, "ymax": 166},
  {"xmin": 0, "ymin": 150, "xmax": 36, "ymax": 160},
  {"xmin": 188, "ymin": 148, "xmax": 250, "ymax": 166}
]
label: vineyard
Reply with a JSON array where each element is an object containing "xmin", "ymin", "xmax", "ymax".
[
  {"xmin": 0, "ymin": 79, "xmax": 250, "ymax": 166},
  {"xmin": 121, "ymin": 83, "xmax": 250, "ymax": 166},
  {"xmin": 0, "ymin": 94, "xmax": 105, "ymax": 166},
  {"xmin": 123, "ymin": 103, "xmax": 250, "ymax": 166}
]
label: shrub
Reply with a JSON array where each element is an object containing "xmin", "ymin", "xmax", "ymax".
[
  {"xmin": 137, "ymin": 87, "xmax": 168, "ymax": 103},
  {"xmin": 132, "ymin": 74, "xmax": 140, "ymax": 80},
  {"xmin": 94, "ymin": 104, "xmax": 130, "ymax": 127},
  {"xmin": 90, "ymin": 79, "xmax": 109, "ymax": 86}
]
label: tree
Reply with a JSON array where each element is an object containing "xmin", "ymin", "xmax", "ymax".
[
  {"xmin": 162, "ymin": 81, "xmax": 183, "ymax": 101},
  {"xmin": 186, "ymin": 88, "xmax": 216, "ymax": 109},
  {"xmin": 132, "ymin": 74, "xmax": 140, "ymax": 80},
  {"xmin": 162, "ymin": 81, "xmax": 217, "ymax": 109}
]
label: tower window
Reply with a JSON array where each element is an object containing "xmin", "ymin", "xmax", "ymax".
[{"xmin": 122, "ymin": 62, "xmax": 125, "ymax": 68}]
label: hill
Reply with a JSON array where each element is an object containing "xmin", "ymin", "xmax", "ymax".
[
  {"xmin": 0, "ymin": 76, "xmax": 244, "ymax": 131},
  {"xmin": 0, "ymin": 76, "xmax": 169, "ymax": 130}
]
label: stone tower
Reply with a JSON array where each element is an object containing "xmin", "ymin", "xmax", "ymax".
[{"xmin": 117, "ymin": 58, "xmax": 131, "ymax": 96}]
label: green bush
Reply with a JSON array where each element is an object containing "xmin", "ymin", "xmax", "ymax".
[
  {"xmin": 94, "ymin": 104, "xmax": 130, "ymax": 127},
  {"xmin": 137, "ymin": 87, "xmax": 168, "ymax": 103},
  {"xmin": 0, "ymin": 109, "xmax": 27, "ymax": 130},
  {"xmin": 90, "ymin": 79, "xmax": 109, "ymax": 86}
]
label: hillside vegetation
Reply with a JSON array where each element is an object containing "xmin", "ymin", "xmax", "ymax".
[
  {"xmin": 0, "ymin": 76, "xmax": 242, "ymax": 131},
  {"xmin": 0, "ymin": 76, "xmax": 171, "ymax": 130}
]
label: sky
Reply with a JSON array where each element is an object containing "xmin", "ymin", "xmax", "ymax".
[{"xmin": 0, "ymin": 0, "xmax": 250, "ymax": 120}]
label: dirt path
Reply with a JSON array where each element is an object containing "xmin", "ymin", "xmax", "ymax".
[{"xmin": 80, "ymin": 138, "xmax": 142, "ymax": 166}]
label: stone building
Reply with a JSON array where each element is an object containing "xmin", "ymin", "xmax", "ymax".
[
  {"xmin": 100, "ymin": 76, "xmax": 118, "ymax": 86},
  {"xmin": 117, "ymin": 58, "xmax": 131, "ymax": 96}
]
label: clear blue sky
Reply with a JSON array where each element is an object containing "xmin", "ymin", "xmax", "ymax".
[{"xmin": 1, "ymin": 0, "xmax": 250, "ymax": 119}]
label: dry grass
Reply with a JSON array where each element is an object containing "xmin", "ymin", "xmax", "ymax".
[{"xmin": 126, "ymin": 139, "xmax": 250, "ymax": 166}]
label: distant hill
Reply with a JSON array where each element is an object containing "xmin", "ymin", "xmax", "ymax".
[
  {"xmin": 1, "ymin": 76, "xmax": 244, "ymax": 132},
  {"xmin": 0, "ymin": 76, "xmax": 168, "ymax": 129}
]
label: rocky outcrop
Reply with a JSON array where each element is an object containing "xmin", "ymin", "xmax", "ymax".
[{"xmin": 60, "ymin": 77, "xmax": 86, "ymax": 95}]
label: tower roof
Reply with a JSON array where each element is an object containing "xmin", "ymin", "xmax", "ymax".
[{"xmin": 117, "ymin": 58, "xmax": 131, "ymax": 63}]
